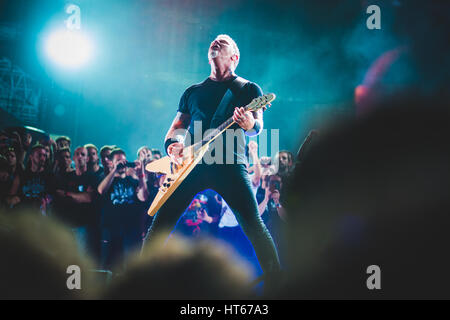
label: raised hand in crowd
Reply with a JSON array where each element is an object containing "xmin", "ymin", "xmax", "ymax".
[
  {"xmin": 248, "ymin": 140, "xmax": 258, "ymax": 156},
  {"xmin": 127, "ymin": 159, "xmax": 145, "ymax": 180},
  {"xmin": 197, "ymin": 207, "xmax": 213, "ymax": 224}
]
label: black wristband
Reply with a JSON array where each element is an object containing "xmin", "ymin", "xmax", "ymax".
[
  {"xmin": 245, "ymin": 119, "xmax": 262, "ymax": 136},
  {"xmin": 164, "ymin": 138, "xmax": 180, "ymax": 155}
]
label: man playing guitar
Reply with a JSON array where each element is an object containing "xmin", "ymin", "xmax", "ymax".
[{"xmin": 143, "ymin": 34, "xmax": 281, "ymax": 288}]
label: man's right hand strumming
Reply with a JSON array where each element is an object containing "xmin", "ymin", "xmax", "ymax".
[
  {"xmin": 167, "ymin": 142, "xmax": 185, "ymax": 165},
  {"xmin": 164, "ymin": 112, "xmax": 191, "ymax": 165}
]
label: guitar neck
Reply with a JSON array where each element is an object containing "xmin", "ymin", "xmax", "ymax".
[
  {"xmin": 201, "ymin": 116, "xmax": 236, "ymax": 146},
  {"xmin": 196, "ymin": 92, "xmax": 275, "ymax": 148}
]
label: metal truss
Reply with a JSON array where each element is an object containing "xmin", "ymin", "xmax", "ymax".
[{"xmin": 0, "ymin": 57, "xmax": 41, "ymax": 126}]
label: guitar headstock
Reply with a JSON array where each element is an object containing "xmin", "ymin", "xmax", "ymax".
[{"xmin": 246, "ymin": 93, "xmax": 276, "ymax": 112}]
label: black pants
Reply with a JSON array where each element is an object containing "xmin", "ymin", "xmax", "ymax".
[
  {"xmin": 101, "ymin": 227, "xmax": 142, "ymax": 272},
  {"xmin": 143, "ymin": 163, "xmax": 281, "ymax": 275}
]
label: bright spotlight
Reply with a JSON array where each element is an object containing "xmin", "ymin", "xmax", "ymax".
[{"xmin": 44, "ymin": 29, "xmax": 93, "ymax": 69}]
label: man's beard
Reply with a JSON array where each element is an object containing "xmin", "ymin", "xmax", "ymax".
[
  {"xmin": 208, "ymin": 50, "xmax": 219, "ymax": 59},
  {"xmin": 87, "ymin": 160, "xmax": 98, "ymax": 168},
  {"xmin": 279, "ymin": 163, "xmax": 288, "ymax": 173}
]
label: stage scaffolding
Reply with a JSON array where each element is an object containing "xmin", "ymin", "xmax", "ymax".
[{"xmin": 0, "ymin": 57, "xmax": 41, "ymax": 126}]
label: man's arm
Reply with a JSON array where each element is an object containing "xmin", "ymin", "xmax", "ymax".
[
  {"xmin": 136, "ymin": 177, "xmax": 148, "ymax": 202},
  {"xmin": 56, "ymin": 173, "xmax": 96, "ymax": 203},
  {"xmin": 64, "ymin": 187, "xmax": 94, "ymax": 204},
  {"xmin": 164, "ymin": 112, "xmax": 191, "ymax": 146},
  {"xmin": 233, "ymin": 108, "xmax": 264, "ymax": 137},
  {"xmin": 234, "ymin": 82, "xmax": 265, "ymax": 136},
  {"xmin": 97, "ymin": 164, "xmax": 117, "ymax": 195},
  {"xmin": 135, "ymin": 160, "xmax": 149, "ymax": 202},
  {"xmin": 165, "ymin": 112, "xmax": 191, "ymax": 164},
  {"xmin": 247, "ymin": 109, "xmax": 264, "ymax": 137},
  {"xmin": 258, "ymin": 187, "xmax": 270, "ymax": 216},
  {"xmin": 248, "ymin": 141, "xmax": 262, "ymax": 187}
]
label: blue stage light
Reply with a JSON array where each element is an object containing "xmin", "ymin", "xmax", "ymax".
[{"xmin": 44, "ymin": 29, "xmax": 93, "ymax": 69}]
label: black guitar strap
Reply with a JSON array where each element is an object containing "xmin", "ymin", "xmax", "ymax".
[
  {"xmin": 210, "ymin": 76, "xmax": 249, "ymax": 129},
  {"xmin": 230, "ymin": 76, "xmax": 249, "ymax": 94}
]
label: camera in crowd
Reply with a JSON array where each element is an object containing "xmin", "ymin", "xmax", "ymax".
[{"xmin": 117, "ymin": 161, "xmax": 136, "ymax": 170}]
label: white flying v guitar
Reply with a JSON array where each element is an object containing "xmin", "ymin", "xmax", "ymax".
[{"xmin": 145, "ymin": 93, "xmax": 276, "ymax": 217}]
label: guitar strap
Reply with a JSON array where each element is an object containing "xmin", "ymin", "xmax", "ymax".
[{"xmin": 210, "ymin": 76, "xmax": 249, "ymax": 129}]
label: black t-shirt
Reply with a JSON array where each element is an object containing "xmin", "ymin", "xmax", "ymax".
[
  {"xmin": 262, "ymin": 199, "xmax": 284, "ymax": 237},
  {"xmin": 19, "ymin": 169, "xmax": 55, "ymax": 211},
  {"xmin": 91, "ymin": 166, "xmax": 105, "ymax": 182},
  {"xmin": 54, "ymin": 171, "xmax": 99, "ymax": 227},
  {"xmin": 178, "ymin": 76, "xmax": 263, "ymax": 165},
  {"xmin": 101, "ymin": 175, "xmax": 142, "ymax": 231}
]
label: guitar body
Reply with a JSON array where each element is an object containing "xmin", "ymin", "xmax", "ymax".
[
  {"xmin": 145, "ymin": 92, "xmax": 276, "ymax": 217},
  {"xmin": 145, "ymin": 143, "xmax": 209, "ymax": 216}
]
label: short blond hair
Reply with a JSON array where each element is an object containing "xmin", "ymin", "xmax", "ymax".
[{"xmin": 216, "ymin": 34, "xmax": 240, "ymax": 69}]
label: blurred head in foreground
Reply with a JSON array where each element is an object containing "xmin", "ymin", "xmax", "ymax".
[
  {"xmin": 283, "ymin": 93, "xmax": 450, "ymax": 299},
  {"xmin": 0, "ymin": 211, "xmax": 97, "ymax": 299},
  {"xmin": 104, "ymin": 234, "xmax": 254, "ymax": 299}
]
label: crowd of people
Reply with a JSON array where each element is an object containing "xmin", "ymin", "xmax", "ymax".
[{"xmin": 0, "ymin": 129, "xmax": 293, "ymax": 274}]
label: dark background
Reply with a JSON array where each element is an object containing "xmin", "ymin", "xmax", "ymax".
[{"xmin": 1, "ymin": 0, "xmax": 448, "ymax": 157}]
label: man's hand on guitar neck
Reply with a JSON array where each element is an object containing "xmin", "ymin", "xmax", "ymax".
[
  {"xmin": 167, "ymin": 142, "xmax": 185, "ymax": 165},
  {"xmin": 233, "ymin": 107, "xmax": 255, "ymax": 131}
]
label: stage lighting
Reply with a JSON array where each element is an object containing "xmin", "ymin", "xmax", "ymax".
[{"xmin": 44, "ymin": 29, "xmax": 93, "ymax": 69}]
